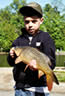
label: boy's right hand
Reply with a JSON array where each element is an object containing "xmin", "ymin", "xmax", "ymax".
[{"xmin": 9, "ymin": 48, "xmax": 15, "ymax": 58}]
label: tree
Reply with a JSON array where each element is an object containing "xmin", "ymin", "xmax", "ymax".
[
  {"xmin": 41, "ymin": 4, "xmax": 65, "ymax": 50},
  {"xmin": 10, "ymin": 0, "xmax": 26, "ymax": 13},
  {"xmin": 0, "ymin": 1, "xmax": 65, "ymax": 51},
  {"xmin": 0, "ymin": 0, "xmax": 26, "ymax": 51}
]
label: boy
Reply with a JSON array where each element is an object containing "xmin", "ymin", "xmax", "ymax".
[{"xmin": 7, "ymin": 2, "xmax": 56, "ymax": 96}]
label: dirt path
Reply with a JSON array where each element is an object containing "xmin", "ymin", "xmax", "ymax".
[{"xmin": 0, "ymin": 67, "xmax": 15, "ymax": 91}]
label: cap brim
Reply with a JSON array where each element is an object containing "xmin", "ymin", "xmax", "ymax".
[{"xmin": 19, "ymin": 6, "xmax": 42, "ymax": 17}]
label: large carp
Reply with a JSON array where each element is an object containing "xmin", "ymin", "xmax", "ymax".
[{"xmin": 11, "ymin": 46, "xmax": 59, "ymax": 91}]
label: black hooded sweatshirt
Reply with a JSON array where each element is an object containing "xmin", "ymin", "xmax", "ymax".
[{"xmin": 7, "ymin": 28, "xmax": 56, "ymax": 89}]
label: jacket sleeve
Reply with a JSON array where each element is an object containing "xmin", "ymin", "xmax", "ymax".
[{"xmin": 42, "ymin": 33, "xmax": 56, "ymax": 70}]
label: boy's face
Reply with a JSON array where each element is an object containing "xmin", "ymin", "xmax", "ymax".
[{"xmin": 24, "ymin": 16, "xmax": 43, "ymax": 35}]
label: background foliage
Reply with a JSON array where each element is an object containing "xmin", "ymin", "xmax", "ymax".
[{"xmin": 0, "ymin": 0, "xmax": 65, "ymax": 51}]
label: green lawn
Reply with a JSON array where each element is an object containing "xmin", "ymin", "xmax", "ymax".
[{"xmin": 54, "ymin": 71, "xmax": 65, "ymax": 82}]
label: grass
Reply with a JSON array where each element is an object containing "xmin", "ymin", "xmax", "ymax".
[{"xmin": 54, "ymin": 71, "xmax": 65, "ymax": 82}]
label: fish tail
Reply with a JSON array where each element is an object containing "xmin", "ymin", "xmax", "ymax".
[
  {"xmin": 46, "ymin": 72, "xmax": 59, "ymax": 91},
  {"xmin": 52, "ymin": 71, "xmax": 59, "ymax": 85},
  {"xmin": 46, "ymin": 74, "xmax": 53, "ymax": 91}
]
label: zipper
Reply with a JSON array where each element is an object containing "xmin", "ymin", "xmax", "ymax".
[{"xmin": 28, "ymin": 37, "xmax": 33, "ymax": 45}]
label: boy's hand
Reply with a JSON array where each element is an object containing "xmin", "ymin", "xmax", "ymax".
[
  {"xmin": 24, "ymin": 60, "xmax": 38, "ymax": 71},
  {"xmin": 29, "ymin": 60, "xmax": 37, "ymax": 70},
  {"xmin": 9, "ymin": 48, "xmax": 15, "ymax": 58}
]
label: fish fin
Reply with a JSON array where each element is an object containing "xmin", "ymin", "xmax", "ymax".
[
  {"xmin": 52, "ymin": 72, "xmax": 59, "ymax": 85},
  {"xmin": 46, "ymin": 72, "xmax": 59, "ymax": 91},
  {"xmin": 46, "ymin": 74, "xmax": 53, "ymax": 91},
  {"xmin": 38, "ymin": 70, "xmax": 44, "ymax": 78},
  {"xmin": 24, "ymin": 65, "xmax": 29, "ymax": 72},
  {"xmin": 15, "ymin": 56, "xmax": 22, "ymax": 64}
]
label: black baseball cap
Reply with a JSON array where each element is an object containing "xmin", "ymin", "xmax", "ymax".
[{"xmin": 19, "ymin": 2, "xmax": 43, "ymax": 17}]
